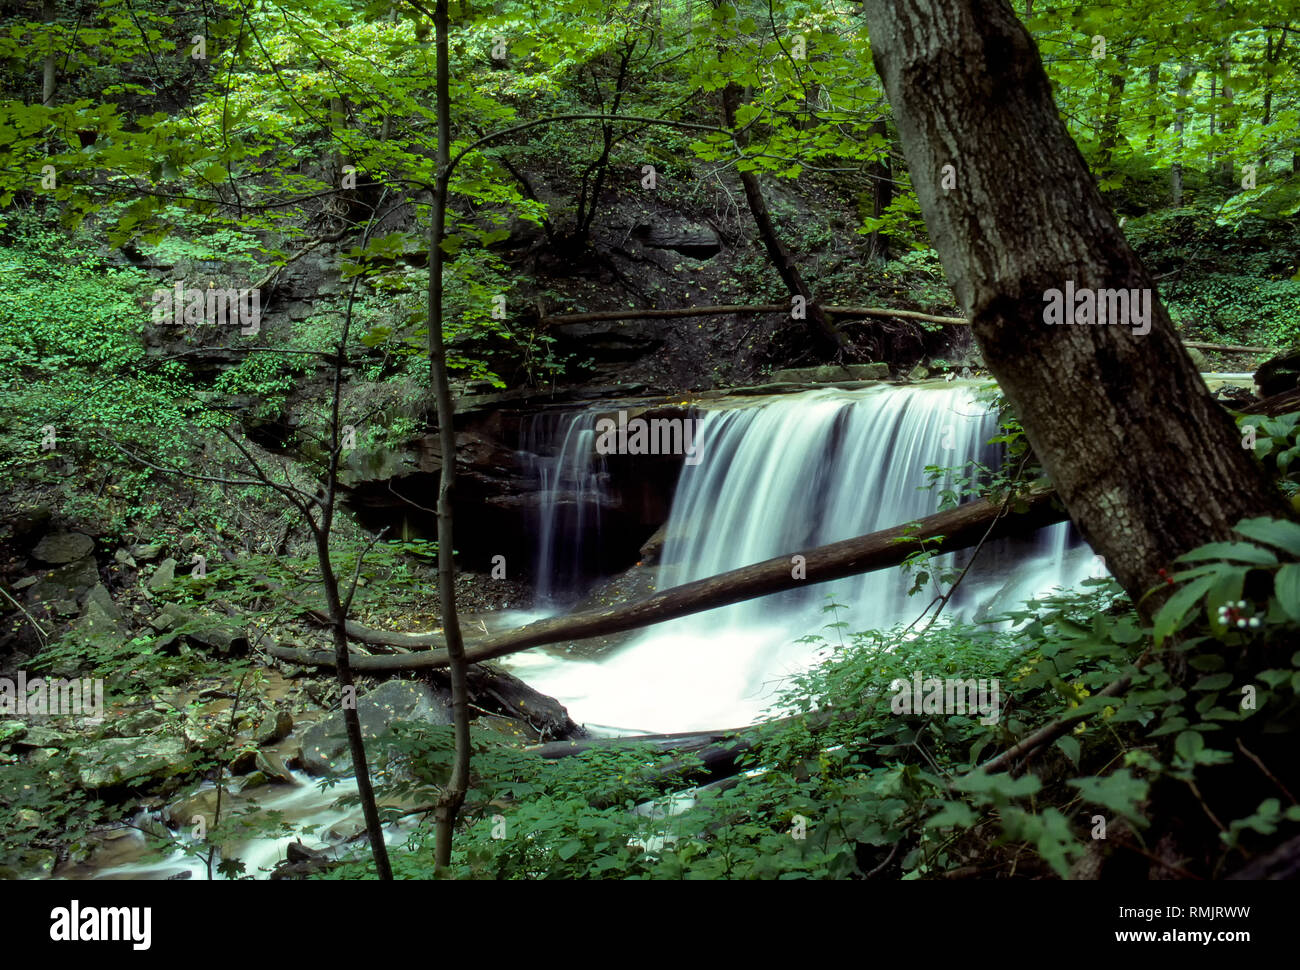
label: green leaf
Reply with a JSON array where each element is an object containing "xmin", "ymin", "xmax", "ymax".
[
  {"xmin": 1055, "ymin": 735, "xmax": 1081, "ymax": 765},
  {"xmin": 1033, "ymin": 808, "xmax": 1081, "ymax": 879},
  {"xmin": 1188, "ymin": 653, "xmax": 1225, "ymax": 672},
  {"xmin": 1234, "ymin": 517, "xmax": 1300, "ymax": 558},
  {"xmin": 1207, "ymin": 566, "xmax": 1249, "ymax": 635},
  {"xmin": 1068, "ymin": 770, "xmax": 1149, "ymax": 825},
  {"xmin": 1175, "ymin": 730, "xmax": 1205, "ymax": 762},
  {"xmin": 1192, "ymin": 672, "xmax": 1233, "ymax": 691},
  {"xmin": 926, "ymin": 801, "xmax": 977, "ymax": 828},
  {"xmin": 954, "ymin": 770, "xmax": 1042, "ymax": 800},
  {"xmin": 1275, "ymin": 563, "xmax": 1300, "ymax": 623},
  {"xmin": 1153, "ymin": 574, "xmax": 1216, "ymax": 645},
  {"xmin": 1176, "ymin": 542, "xmax": 1276, "ymax": 565}
]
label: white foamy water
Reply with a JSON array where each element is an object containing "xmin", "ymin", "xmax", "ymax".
[{"xmin": 509, "ymin": 384, "xmax": 1095, "ymax": 734}]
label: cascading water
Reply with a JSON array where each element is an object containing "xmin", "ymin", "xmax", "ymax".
[
  {"xmin": 519, "ymin": 412, "xmax": 611, "ymax": 605},
  {"xmin": 508, "ymin": 383, "xmax": 1096, "ymax": 734}
]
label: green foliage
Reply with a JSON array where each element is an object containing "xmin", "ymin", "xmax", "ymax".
[
  {"xmin": 0, "ymin": 749, "xmax": 104, "ymax": 876},
  {"xmin": 1236, "ymin": 410, "xmax": 1300, "ymax": 497},
  {"xmin": 879, "ymin": 248, "xmax": 953, "ymax": 312},
  {"xmin": 0, "ymin": 217, "xmax": 224, "ymax": 521},
  {"xmin": 305, "ymin": 538, "xmax": 1300, "ymax": 880},
  {"xmin": 1147, "ymin": 514, "xmax": 1300, "ymax": 644}
]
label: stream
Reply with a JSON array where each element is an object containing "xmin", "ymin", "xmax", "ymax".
[{"xmin": 77, "ymin": 378, "xmax": 1240, "ymax": 878}]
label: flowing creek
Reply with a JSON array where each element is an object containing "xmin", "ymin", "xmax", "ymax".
[
  {"xmin": 78, "ymin": 380, "xmax": 1109, "ymax": 878},
  {"xmin": 504, "ymin": 382, "xmax": 1094, "ymax": 733}
]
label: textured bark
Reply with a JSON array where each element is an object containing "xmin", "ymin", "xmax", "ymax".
[
  {"xmin": 316, "ymin": 533, "xmax": 392, "ymax": 880},
  {"xmin": 428, "ymin": 0, "xmax": 471, "ymax": 874},
  {"xmin": 863, "ymin": 0, "xmax": 1288, "ymax": 615},
  {"xmin": 267, "ymin": 487, "xmax": 1065, "ymax": 671}
]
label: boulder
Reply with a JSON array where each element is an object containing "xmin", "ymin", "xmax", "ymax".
[
  {"xmin": 229, "ymin": 748, "xmax": 258, "ymax": 774},
  {"xmin": 0, "ymin": 849, "xmax": 57, "ymax": 879},
  {"xmin": 818, "ymin": 363, "xmax": 889, "ymax": 381},
  {"xmin": 0, "ymin": 721, "xmax": 27, "ymax": 746},
  {"xmin": 110, "ymin": 710, "xmax": 165, "ymax": 737},
  {"xmin": 552, "ymin": 320, "xmax": 665, "ymax": 362},
  {"xmin": 631, "ymin": 221, "xmax": 722, "ymax": 259},
  {"xmin": 638, "ymin": 524, "xmax": 670, "ymax": 565},
  {"xmin": 13, "ymin": 725, "xmax": 72, "ymax": 749},
  {"xmin": 254, "ymin": 750, "xmax": 296, "ymax": 785},
  {"xmin": 26, "ymin": 557, "xmax": 100, "ymax": 613},
  {"xmin": 251, "ymin": 710, "xmax": 293, "ymax": 746},
  {"xmin": 32, "ymin": 532, "xmax": 94, "ymax": 565},
  {"xmin": 146, "ymin": 604, "xmax": 248, "ymax": 655},
  {"xmin": 147, "ymin": 557, "xmax": 177, "ymax": 591},
  {"xmin": 71, "ymin": 585, "xmax": 128, "ymax": 638},
  {"xmin": 1256, "ymin": 348, "xmax": 1300, "ymax": 397},
  {"xmin": 299, "ymin": 680, "xmax": 454, "ymax": 776},
  {"xmin": 163, "ymin": 787, "xmax": 229, "ymax": 828},
  {"xmin": 84, "ymin": 584, "xmax": 122, "ymax": 621},
  {"xmin": 75, "ymin": 736, "xmax": 188, "ymax": 789}
]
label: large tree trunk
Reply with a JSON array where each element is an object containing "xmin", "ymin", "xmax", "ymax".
[{"xmin": 862, "ymin": 0, "xmax": 1288, "ymax": 617}]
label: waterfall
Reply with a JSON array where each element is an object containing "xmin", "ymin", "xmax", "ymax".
[
  {"xmin": 520, "ymin": 411, "xmax": 611, "ymax": 605},
  {"xmin": 510, "ymin": 384, "xmax": 1095, "ymax": 734}
]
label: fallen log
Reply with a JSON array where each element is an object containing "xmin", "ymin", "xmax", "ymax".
[
  {"xmin": 539, "ymin": 304, "xmax": 967, "ymax": 327},
  {"xmin": 1182, "ymin": 340, "xmax": 1275, "ymax": 354},
  {"xmin": 266, "ymin": 487, "xmax": 1067, "ymax": 673},
  {"xmin": 529, "ymin": 722, "xmax": 767, "ymax": 760},
  {"xmin": 829, "ymin": 306, "xmax": 968, "ymax": 325},
  {"xmin": 538, "ymin": 304, "xmax": 1273, "ymax": 355},
  {"xmin": 462, "ymin": 663, "xmax": 586, "ymax": 741},
  {"xmin": 528, "ymin": 712, "xmax": 837, "ymax": 806}
]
